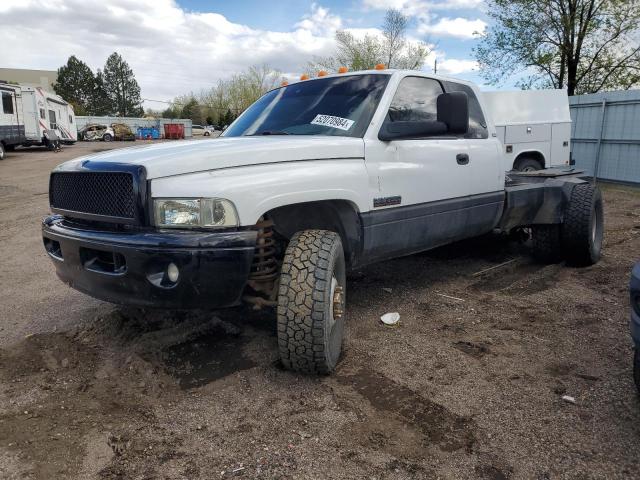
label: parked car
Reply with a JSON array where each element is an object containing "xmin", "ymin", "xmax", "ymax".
[
  {"xmin": 631, "ymin": 262, "xmax": 640, "ymax": 394},
  {"xmin": 42, "ymin": 69, "xmax": 605, "ymax": 375},
  {"xmin": 192, "ymin": 124, "xmax": 205, "ymax": 136},
  {"xmin": 78, "ymin": 124, "xmax": 115, "ymax": 142},
  {"xmin": 203, "ymin": 125, "xmax": 217, "ymax": 136},
  {"xmin": 111, "ymin": 123, "xmax": 136, "ymax": 141}
]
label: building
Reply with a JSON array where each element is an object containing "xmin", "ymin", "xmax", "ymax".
[{"xmin": 0, "ymin": 68, "xmax": 57, "ymax": 91}]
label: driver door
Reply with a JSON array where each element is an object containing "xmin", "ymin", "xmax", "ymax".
[{"xmin": 362, "ymin": 76, "xmax": 471, "ymax": 261}]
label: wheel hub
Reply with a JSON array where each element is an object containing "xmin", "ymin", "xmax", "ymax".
[{"xmin": 329, "ymin": 277, "xmax": 344, "ymax": 329}]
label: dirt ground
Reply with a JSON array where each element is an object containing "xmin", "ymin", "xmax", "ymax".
[{"xmin": 1, "ymin": 141, "xmax": 639, "ymax": 479}]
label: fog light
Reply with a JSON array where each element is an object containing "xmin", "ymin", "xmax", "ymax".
[{"xmin": 167, "ymin": 263, "xmax": 179, "ymax": 283}]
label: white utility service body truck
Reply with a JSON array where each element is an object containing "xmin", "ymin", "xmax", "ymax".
[
  {"xmin": 42, "ymin": 69, "xmax": 603, "ymax": 374},
  {"xmin": 483, "ymin": 89, "xmax": 572, "ymax": 172}
]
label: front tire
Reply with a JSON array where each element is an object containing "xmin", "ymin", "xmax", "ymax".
[
  {"xmin": 0, "ymin": 143, "xmax": 5, "ymax": 160},
  {"xmin": 277, "ymin": 230, "xmax": 346, "ymax": 375},
  {"xmin": 562, "ymin": 183, "xmax": 604, "ymax": 266},
  {"xmin": 103, "ymin": 133, "xmax": 113, "ymax": 142}
]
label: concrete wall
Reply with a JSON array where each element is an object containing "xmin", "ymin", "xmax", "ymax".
[
  {"xmin": 76, "ymin": 116, "xmax": 193, "ymax": 138},
  {"xmin": 570, "ymin": 90, "xmax": 640, "ymax": 184}
]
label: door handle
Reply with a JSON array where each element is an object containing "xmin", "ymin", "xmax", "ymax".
[{"xmin": 456, "ymin": 153, "xmax": 469, "ymax": 165}]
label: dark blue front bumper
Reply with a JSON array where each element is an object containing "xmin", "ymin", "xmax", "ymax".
[
  {"xmin": 42, "ymin": 216, "xmax": 257, "ymax": 309},
  {"xmin": 631, "ymin": 262, "xmax": 640, "ymax": 347}
]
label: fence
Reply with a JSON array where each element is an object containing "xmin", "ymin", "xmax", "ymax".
[
  {"xmin": 76, "ymin": 116, "xmax": 193, "ymax": 138},
  {"xmin": 570, "ymin": 90, "xmax": 640, "ymax": 184}
]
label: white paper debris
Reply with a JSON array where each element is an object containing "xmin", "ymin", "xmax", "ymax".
[
  {"xmin": 380, "ymin": 312, "xmax": 400, "ymax": 325},
  {"xmin": 561, "ymin": 395, "xmax": 576, "ymax": 404}
]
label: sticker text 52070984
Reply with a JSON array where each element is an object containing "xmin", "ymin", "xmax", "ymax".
[{"xmin": 311, "ymin": 114, "xmax": 355, "ymax": 131}]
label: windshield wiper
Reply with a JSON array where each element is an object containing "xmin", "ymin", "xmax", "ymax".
[{"xmin": 250, "ymin": 130, "xmax": 290, "ymax": 136}]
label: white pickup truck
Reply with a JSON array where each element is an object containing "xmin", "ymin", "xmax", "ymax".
[{"xmin": 42, "ymin": 69, "xmax": 603, "ymax": 375}]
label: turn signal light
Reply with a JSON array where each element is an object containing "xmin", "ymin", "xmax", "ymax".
[{"xmin": 375, "ymin": 63, "xmax": 386, "ymax": 70}]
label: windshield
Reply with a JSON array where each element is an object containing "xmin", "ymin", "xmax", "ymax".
[{"xmin": 223, "ymin": 74, "xmax": 390, "ymax": 138}]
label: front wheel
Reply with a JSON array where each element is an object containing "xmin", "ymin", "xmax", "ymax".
[
  {"xmin": 103, "ymin": 133, "xmax": 113, "ymax": 142},
  {"xmin": 0, "ymin": 143, "xmax": 5, "ymax": 160},
  {"xmin": 277, "ymin": 230, "xmax": 346, "ymax": 375}
]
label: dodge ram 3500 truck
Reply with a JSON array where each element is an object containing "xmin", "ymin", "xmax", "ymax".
[{"xmin": 42, "ymin": 70, "xmax": 604, "ymax": 374}]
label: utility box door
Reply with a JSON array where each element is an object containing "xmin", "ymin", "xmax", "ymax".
[
  {"xmin": 505, "ymin": 123, "xmax": 551, "ymax": 144},
  {"xmin": 550, "ymin": 122, "xmax": 571, "ymax": 166}
]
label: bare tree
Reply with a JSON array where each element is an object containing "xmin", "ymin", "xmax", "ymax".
[
  {"xmin": 308, "ymin": 8, "xmax": 430, "ymax": 72},
  {"xmin": 475, "ymin": 0, "xmax": 640, "ymax": 95},
  {"xmin": 382, "ymin": 9, "xmax": 408, "ymax": 68}
]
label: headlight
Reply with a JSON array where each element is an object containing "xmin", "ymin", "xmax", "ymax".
[{"xmin": 153, "ymin": 198, "xmax": 238, "ymax": 228}]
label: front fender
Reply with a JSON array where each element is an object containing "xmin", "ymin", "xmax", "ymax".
[{"xmin": 149, "ymin": 159, "xmax": 370, "ymax": 225}]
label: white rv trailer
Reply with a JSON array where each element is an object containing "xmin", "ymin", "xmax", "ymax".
[
  {"xmin": 0, "ymin": 82, "xmax": 26, "ymax": 159},
  {"xmin": 20, "ymin": 86, "xmax": 77, "ymax": 146},
  {"xmin": 482, "ymin": 89, "xmax": 572, "ymax": 172}
]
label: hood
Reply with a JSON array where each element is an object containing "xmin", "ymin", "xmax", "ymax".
[{"xmin": 56, "ymin": 136, "xmax": 365, "ymax": 179}]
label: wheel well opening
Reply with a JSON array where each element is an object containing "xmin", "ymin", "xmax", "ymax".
[
  {"xmin": 262, "ymin": 200, "xmax": 362, "ymax": 268},
  {"xmin": 514, "ymin": 151, "xmax": 545, "ymax": 169}
]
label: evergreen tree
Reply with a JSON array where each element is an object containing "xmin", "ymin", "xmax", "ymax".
[
  {"xmin": 89, "ymin": 70, "xmax": 112, "ymax": 116},
  {"xmin": 53, "ymin": 55, "xmax": 95, "ymax": 115},
  {"xmin": 102, "ymin": 52, "xmax": 144, "ymax": 117}
]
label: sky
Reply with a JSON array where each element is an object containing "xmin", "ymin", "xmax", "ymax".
[{"xmin": 0, "ymin": 0, "xmax": 494, "ymax": 108}]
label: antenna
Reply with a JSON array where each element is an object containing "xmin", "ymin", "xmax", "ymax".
[{"xmin": 434, "ymin": 59, "xmax": 438, "ymax": 74}]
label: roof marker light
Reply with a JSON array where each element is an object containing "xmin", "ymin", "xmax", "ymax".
[
  {"xmin": 317, "ymin": 70, "xmax": 328, "ymax": 77},
  {"xmin": 375, "ymin": 63, "xmax": 386, "ymax": 70},
  {"xmin": 281, "ymin": 80, "xmax": 289, "ymax": 86},
  {"xmin": 338, "ymin": 66, "xmax": 349, "ymax": 73},
  {"xmin": 300, "ymin": 74, "xmax": 310, "ymax": 80}
]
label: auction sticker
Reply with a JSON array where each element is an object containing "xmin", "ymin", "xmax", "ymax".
[{"xmin": 311, "ymin": 114, "xmax": 355, "ymax": 131}]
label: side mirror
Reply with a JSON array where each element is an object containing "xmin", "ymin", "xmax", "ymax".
[
  {"xmin": 437, "ymin": 91, "xmax": 468, "ymax": 135},
  {"xmin": 378, "ymin": 120, "xmax": 448, "ymax": 141}
]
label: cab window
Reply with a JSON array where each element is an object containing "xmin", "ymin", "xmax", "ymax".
[
  {"xmin": 385, "ymin": 76, "xmax": 443, "ymax": 123},
  {"xmin": 441, "ymin": 81, "xmax": 488, "ymax": 139}
]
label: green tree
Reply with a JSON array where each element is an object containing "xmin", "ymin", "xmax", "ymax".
[
  {"xmin": 102, "ymin": 52, "xmax": 144, "ymax": 116},
  {"xmin": 309, "ymin": 9, "xmax": 429, "ymax": 72},
  {"xmin": 53, "ymin": 55, "xmax": 95, "ymax": 115},
  {"xmin": 88, "ymin": 70, "xmax": 112, "ymax": 116},
  {"xmin": 475, "ymin": 0, "xmax": 640, "ymax": 95}
]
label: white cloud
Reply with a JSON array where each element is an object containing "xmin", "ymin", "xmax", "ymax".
[
  {"xmin": 0, "ymin": 0, "xmax": 341, "ymax": 104},
  {"xmin": 362, "ymin": 0, "xmax": 484, "ymax": 15},
  {"xmin": 418, "ymin": 17, "xmax": 486, "ymax": 39},
  {"xmin": 437, "ymin": 58, "xmax": 479, "ymax": 75},
  {"xmin": 295, "ymin": 3, "xmax": 342, "ymax": 34},
  {"xmin": 0, "ymin": 0, "xmax": 484, "ymax": 105}
]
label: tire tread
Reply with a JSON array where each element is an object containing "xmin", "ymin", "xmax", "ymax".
[{"xmin": 277, "ymin": 230, "xmax": 342, "ymax": 374}]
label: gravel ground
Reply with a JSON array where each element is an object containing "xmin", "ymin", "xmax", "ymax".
[{"xmin": 0, "ymin": 141, "xmax": 639, "ymax": 479}]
